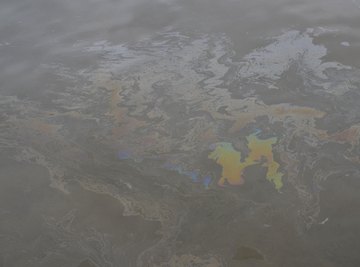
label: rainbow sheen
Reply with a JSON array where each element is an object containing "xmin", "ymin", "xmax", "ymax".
[
  {"xmin": 117, "ymin": 150, "xmax": 132, "ymax": 160},
  {"xmin": 202, "ymin": 175, "xmax": 212, "ymax": 188},
  {"xmin": 209, "ymin": 133, "xmax": 283, "ymax": 190},
  {"xmin": 163, "ymin": 162, "xmax": 200, "ymax": 182}
]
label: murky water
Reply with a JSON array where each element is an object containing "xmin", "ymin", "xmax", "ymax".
[{"xmin": 1, "ymin": 0, "xmax": 360, "ymax": 266}]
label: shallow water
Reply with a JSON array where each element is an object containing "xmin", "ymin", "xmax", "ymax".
[{"xmin": 1, "ymin": 0, "xmax": 360, "ymax": 266}]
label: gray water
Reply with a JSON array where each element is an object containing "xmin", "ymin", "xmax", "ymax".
[{"xmin": 1, "ymin": 0, "xmax": 360, "ymax": 266}]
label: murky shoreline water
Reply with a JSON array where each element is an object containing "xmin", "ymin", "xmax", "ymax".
[{"xmin": 1, "ymin": 0, "xmax": 360, "ymax": 266}]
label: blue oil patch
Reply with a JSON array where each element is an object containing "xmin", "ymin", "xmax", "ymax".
[
  {"xmin": 118, "ymin": 150, "xmax": 132, "ymax": 160},
  {"xmin": 163, "ymin": 162, "xmax": 199, "ymax": 182},
  {"xmin": 163, "ymin": 162, "xmax": 182, "ymax": 172},
  {"xmin": 183, "ymin": 170, "xmax": 199, "ymax": 182},
  {"xmin": 202, "ymin": 175, "xmax": 212, "ymax": 188},
  {"xmin": 254, "ymin": 128, "xmax": 262, "ymax": 135}
]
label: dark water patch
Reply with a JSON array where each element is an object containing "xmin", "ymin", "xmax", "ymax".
[
  {"xmin": 0, "ymin": 157, "xmax": 162, "ymax": 266},
  {"xmin": 232, "ymin": 246, "xmax": 264, "ymax": 261},
  {"xmin": 78, "ymin": 259, "xmax": 97, "ymax": 267},
  {"xmin": 306, "ymin": 172, "xmax": 360, "ymax": 267}
]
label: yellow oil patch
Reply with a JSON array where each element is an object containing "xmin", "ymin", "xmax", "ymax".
[{"xmin": 209, "ymin": 133, "xmax": 283, "ymax": 190}]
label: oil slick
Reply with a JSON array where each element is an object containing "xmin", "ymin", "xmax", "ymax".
[
  {"xmin": 209, "ymin": 132, "xmax": 283, "ymax": 190},
  {"xmin": 163, "ymin": 162, "xmax": 213, "ymax": 188},
  {"xmin": 163, "ymin": 162, "xmax": 200, "ymax": 182}
]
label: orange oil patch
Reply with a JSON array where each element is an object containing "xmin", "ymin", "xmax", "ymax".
[
  {"xmin": 209, "ymin": 134, "xmax": 283, "ymax": 189},
  {"xmin": 229, "ymin": 104, "xmax": 325, "ymax": 134}
]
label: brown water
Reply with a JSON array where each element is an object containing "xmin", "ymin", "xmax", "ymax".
[{"xmin": 1, "ymin": 0, "xmax": 360, "ymax": 266}]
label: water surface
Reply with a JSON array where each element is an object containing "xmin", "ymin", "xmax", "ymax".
[{"xmin": 1, "ymin": 0, "xmax": 360, "ymax": 266}]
